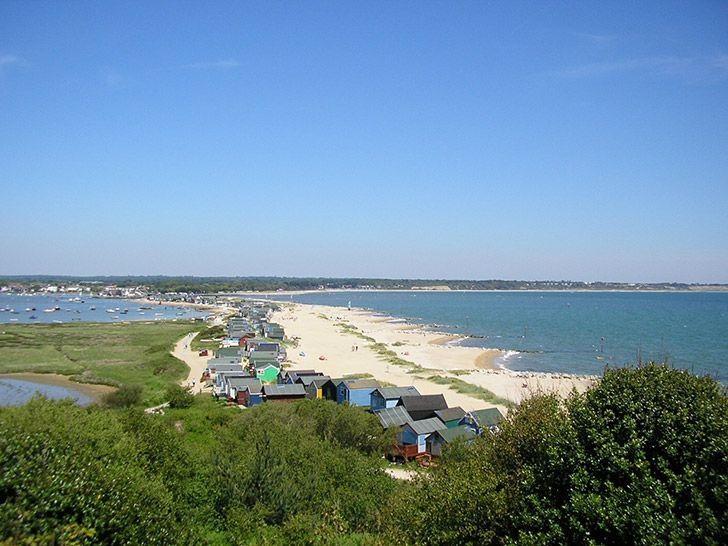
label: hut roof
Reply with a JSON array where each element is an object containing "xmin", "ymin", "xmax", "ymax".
[
  {"xmin": 263, "ymin": 384, "xmax": 305, "ymax": 397},
  {"xmin": 433, "ymin": 425, "xmax": 477, "ymax": 443},
  {"xmin": 434, "ymin": 407, "xmax": 467, "ymax": 422},
  {"xmin": 406, "ymin": 417, "xmax": 447, "ymax": 435},
  {"xmin": 470, "ymin": 408, "xmax": 504, "ymax": 427},
  {"xmin": 375, "ymin": 406, "xmax": 412, "ymax": 429},
  {"xmin": 398, "ymin": 394, "xmax": 448, "ymax": 413},
  {"xmin": 373, "ymin": 386, "xmax": 420, "ymax": 400}
]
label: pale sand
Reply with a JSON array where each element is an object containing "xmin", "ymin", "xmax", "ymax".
[
  {"xmin": 272, "ymin": 303, "xmax": 596, "ymax": 413},
  {"xmin": 172, "ymin": 332, "xmax": 213, "ymax": 394}
]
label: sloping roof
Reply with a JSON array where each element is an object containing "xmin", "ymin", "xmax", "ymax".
[
  {"xmin": 208, "ymin": 363, "xmax": 245, "ymax": 373},
  {"xmin": 216, "ymin": 347, "xmax": 242, "ymax": 357},
  {"xmin": 434, "ymin": 407, "xmax": 467, "ymax": 422},
  {"xmin": 298, "ymin": 375, "xmax": 330, "ymax": 386},
  {"xmin": 433, "ymin": 425, "xmax": 477, "ymax": 443},
  {"xmin": 255, "ymin": 343, "xmax": 279, "ymax": 352},
  {"xmin": 286, "ymin": 369, "xmax": 318, "ymax": 376},
  {"xmin": 373, "ymin": 386, "xmax": 420, "ymax": 400},
  {"xmin": 219, "ymin": 372, "xmax": 252, "ymax": 380},
  {"xmin": 342, "ymin": 379, "xmax": 381, "ymax": 390},
  {"xmin": 254, "ymin": 362, "xmax": 280, "ymax": 370},
  {"xmin": 471, "ymin": 408, "xmax": 504, "ymax": 428},
  {"xmin": 263, "ymin": 384, "xmax": 306, "ymax": 397},
  {"xmin": 398, "ymin": 394, "xmax": 448, "ymax": 413},
  {"xmin": 375, "ymin": 406, "xmax": 412, "ymax": 428},
  {"xmin": 309, "ymin": 377, "xmax": 332, "ymax": 388},
  {"xmin": 227, "ymin": 377, "xmax": 262, "ymax": 393},
  {"xmin": 406, "ymin": 417, "xmax": 446, "ymax": 435}
]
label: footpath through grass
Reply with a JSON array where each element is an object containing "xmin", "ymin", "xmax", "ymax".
[{"xmin": 0, "ymin": 321, "xmax": 202, "ymax": 404}]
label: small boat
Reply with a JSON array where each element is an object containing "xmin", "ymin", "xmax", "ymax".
[
  {"xmin": 29, "ymin": 315, "xmax": 37, "ymax": 319},
  {"xmin": 52, "ymin": 320, "xmax": 63, "ymax": 324},
  {"xmin": 106, "ymin": 309, "xmax": 115, "ymax": 313},
  {"xmin": 44, "ymin": 308, "xmax": 55, "ymax": 313},
  {"xmin": 89, "ymin": 306, "xmax": 96, "ymax": 311}
]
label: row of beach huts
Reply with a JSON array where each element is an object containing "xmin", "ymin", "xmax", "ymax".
[{"xmin": 201, "ymin": 305, "xmax": 504, "ymax": 461}]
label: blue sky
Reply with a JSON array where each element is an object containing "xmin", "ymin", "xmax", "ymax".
[{"xmin": 1, "ymin": 1, "xmax": 727, "ymax": 282}]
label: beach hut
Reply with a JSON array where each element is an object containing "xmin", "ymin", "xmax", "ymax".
[
  {"xmin": 337, "ymin": 379, "xmax": 381, "ymax": 407},
  {"xmin": 206, "ymin": 357, "xmax": 243, "ymax": 371},
  {"xmin": 278, "ymin": 369, "xmax": 317, "ymax": 383},
  {"xmin": 261, "ymin": 322, "xmax": 285, "ymax": 339},
  {"xmin": 460, "ymin": 408, "xmax": 505, "ymax": 435},
  {"xmin": 320, "ymin": 378, "xmax": 344, "ymax": 401},
  {"xmin": 255, "ymin": 363, "xmax": 280, "ymax": 384},
  {"xmin": 428, "ymin": 425, "xmax": 477, "ymax": 457},
  {"xmin": 434, "ymin": 407, "xmax": 467, "ymax": 429},
  {"xmin": 401, "ymin": 417, "xmax": 447, "ymax": 457},
  {"xmin": 214, "ymin": 371, "xmax": 252, "ymax": 398},
  {"xmin": 228, "ymin": 377, "xmax": 263, "ymax": 406},
  {"xmin": 263, "ymin": 383, "xmax": 306, "ymax": 403},
  {"xmin": 370, "ymin": 386, "xmax": 420, "ymax": 412},
  {"xmin": 375, "ymin": 406, "xmax": 413, "ymax": 446},
  {"xmin": 305, "ymin": 377, "xmax": 332, "ymax": 399},
  {"xmin": 289, "ymin": 371, "xmax": 326, "ymax": 385},
  {"xmin": 215, "ymin": 346, "xmax": 243, "ymax": 359},
  {"xmin": 397, "ymin": 394, "xmax": 448, "ymax": 421}
]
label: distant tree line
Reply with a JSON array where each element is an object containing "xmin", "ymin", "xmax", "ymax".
[{"xmin": 1, "ymin": 275, "xmax": 716, "ymax": 294}]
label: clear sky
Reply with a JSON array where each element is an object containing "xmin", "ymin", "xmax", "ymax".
[{"xmin": 1, "ymin": 1, "xmax": 727, "ymax": 282}]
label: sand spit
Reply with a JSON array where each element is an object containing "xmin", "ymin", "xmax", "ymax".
[{"xmin": 272, "ymin": 303, "xmax": 595, "ymax": 413}]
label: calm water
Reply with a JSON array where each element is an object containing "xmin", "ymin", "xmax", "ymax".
[
  {"xmin": 267, "ymin": 291, "xmax": 728, "ymax": 381},
  {"xmin": 0, "ymin": 377, "xmax": 94, "ymax": 406},
  {"xmin": 0, "ymin": 294, "xmax": 206, "ymax": 324}
]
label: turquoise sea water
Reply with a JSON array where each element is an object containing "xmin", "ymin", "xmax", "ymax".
[
  {"xmin": 268, "ymin": 291, "xmax": 728, "ymax": 381},
  {"xmin": 0, "ymin": 294, "xmax": 206, "ymax": 324}
]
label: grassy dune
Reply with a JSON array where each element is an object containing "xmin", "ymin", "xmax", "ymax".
[{"xmin": 0, "ymin": 321, "xmax": 202, "ymax": 404}]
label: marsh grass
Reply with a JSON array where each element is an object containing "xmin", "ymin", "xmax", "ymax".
[
  {"xmin": 427, "ymin": 375, "xmax": 514, "ymax": 408},
  {"xmin": 0, "ymin": 321, "xmax": 202, "ymax": 405}
]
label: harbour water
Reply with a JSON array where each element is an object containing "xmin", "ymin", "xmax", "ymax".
[
  {"xmin": 0, "ymin": 377, "xmax": 95, "ymax": 406},
  {"xmin": 0, "ymin": 294, "xmax": 207, "ymax": 324},
  {"xmin": 268, "ymin": 291, "xmax": 728, "ymax": 381}
]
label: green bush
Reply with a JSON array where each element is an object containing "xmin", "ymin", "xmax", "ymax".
[
  {"xmin": 166, "ymin": 384, "xmax": 194, "ymax": 409},
  {"xmin": 390, "ymin": 364, "xmax": 728, "ymax": 545},
  {"xmin": 101, "ymin": 383, "xmax": 142, "ymax": 408}
]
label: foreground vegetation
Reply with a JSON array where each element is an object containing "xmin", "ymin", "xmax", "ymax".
[
  {"xmin": 0, "ymin": 321, "xmax": 201, "ymax": 404},
  {"xmin": 0, "ymin": 364, "xmax": 725, "ymax": 544}
]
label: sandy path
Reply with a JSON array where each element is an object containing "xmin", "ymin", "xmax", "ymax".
[{"xmin": 172, "ymin": 332, "xmax": 211, "ymax": 394}]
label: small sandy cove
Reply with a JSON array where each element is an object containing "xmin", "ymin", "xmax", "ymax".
[{"xmin": 273, "ymin": 303, "xmax": 595, "ymax": 414}]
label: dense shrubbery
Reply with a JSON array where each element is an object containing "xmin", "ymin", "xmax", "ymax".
[
  {"xmin": 0, "ymin": 365, "xmax": 726, "ymax": 544},
  {"xmin": 391, "ymin": 364, "xmax": 728, "ymax": 545},
  {"xmin": 0, "ymin": 397, "xmax": 395, "ymax": 544},
  {"xmin": 166, "ymin": 384, "xmax": 195, "ymax": 408},
  {"xmin": 101, "ymin": 383, "xmax": 142, "ymax": 408}
]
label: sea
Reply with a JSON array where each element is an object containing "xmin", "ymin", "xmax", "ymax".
[
  {"xmin": 264, "ymin": 291, "xmax": 728, "ymax": 382},
  {"xmin": 0, "ymin": 293, "xmax": 207, "ymax": 324}
]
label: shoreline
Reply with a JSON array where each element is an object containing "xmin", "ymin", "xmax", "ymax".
[
  {"xmin": 272, "ymin": 302, "xmax": 595, "ymax": 411},
  {"xmin": 0, "ymin": 372, "xmax": 115, "ymax": 400}
]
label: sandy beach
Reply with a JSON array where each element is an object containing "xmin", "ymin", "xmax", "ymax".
[{"xmin": 272, "ymin": 303, "xmax": 595, "ymax": 413}]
